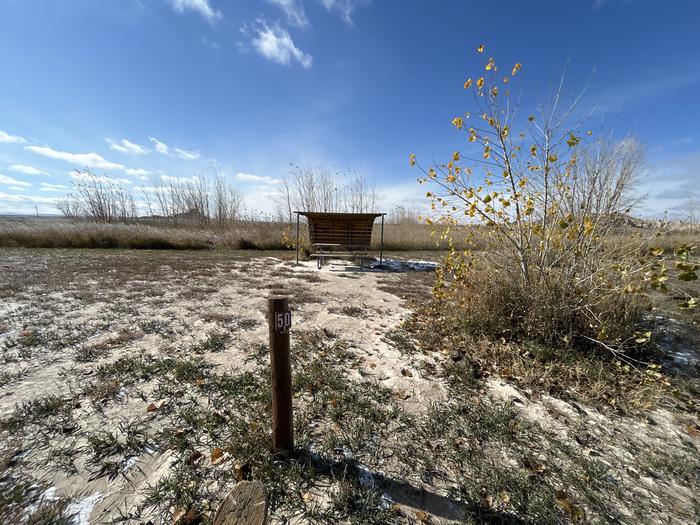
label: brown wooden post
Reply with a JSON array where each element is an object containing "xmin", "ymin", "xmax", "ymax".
[
  {"xmin": 267, "ymin": 296, "xmax": 293, "ymax": 455},
  {"xmin": 295, "ymin": 212, "xmax": 300, "ymax": 265},
  {"xmin": 379, "ymin": 214, "xmax": 385, "ymax": 268}
]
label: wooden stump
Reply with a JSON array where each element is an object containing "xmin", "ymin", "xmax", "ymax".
[{"xmin": 213, "ymin": 481, "xmax": 269, "ymax": 525}]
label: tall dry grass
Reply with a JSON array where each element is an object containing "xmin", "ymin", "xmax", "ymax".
[{"xmin": 0, "ymin": 218, "xmax": 462, "ymax": 251}]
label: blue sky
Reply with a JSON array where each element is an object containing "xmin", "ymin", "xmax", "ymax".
[{"xmin": 0, "ymin": 0, "xmax": 698, "ymax": 217}]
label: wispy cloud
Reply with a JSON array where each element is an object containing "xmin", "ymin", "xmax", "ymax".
[
  {"xmin": 149, "ymin": 137, "xmax": 170, "ymax": 155},
  {"xmin": 0, "ymin": 191, "xmax": 58, "ymax": 204},
  {"xmin": 25, "ymin": 145, "xmax": 124, "ymax": 170},
  {"xmin": 319, "ymin": 0, "xmax": 369, "ymax": 25},
  {"xmin": 39, "ymin": 182, "xmax": 68, "ymax": 192},
  {"xmin": 234, "ymin": 172, "xmax": 281, "ymax": 184},
  {"xmin": 251, "ymin": 20, "xmax": 313, "ymax": 69},
  {"xmin": 106, "ymin": 138, "xmax": 148, "ymax": 155},
  {"xmin": 0, "ymin": 130, "xmax": 27, "ymax": 144},
  {"xmin": 9, "ymin": 164, "xmax": 49, "ymax": 176},
  {"xmin": 0, "ymin": 174, "xmax": 32, "ymax": 188},
  {"xmin": 267, "ymin": 0, "xmax": 310, "ymax": 28},
  {"xmin": 636, "ymin": 152, "xmax": 700, "ymax": 217},
  {"xmin": 125, "ymin": 168, "xmax": 151, "ymax": 178},
  {"xmin": 167, "ymin": 0, "xmax": 222, "ymax": 22},
  {"xmin": 173, "ymin": 147, "xmax": 201, "ymax": 160},
  {"xmin": 149, "ymin": 137, "xmax": 200, "ymax": 160}
]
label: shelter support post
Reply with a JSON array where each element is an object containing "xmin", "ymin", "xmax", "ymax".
[
  {"xmin": 379, "ymin": 214, "xmax": 385, "ymax": 268},
  {"xmin": 295, "ymin": 212, "xmax": 300, "ymax": 265}
]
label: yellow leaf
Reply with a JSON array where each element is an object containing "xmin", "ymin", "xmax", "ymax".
[
  {"xmin": 491, "ymin": 86, "xmax": 498, "ymax": 96},
  {"xmin": 452, "ymin": 116, "xmax": 463, "ymax": 129},
  {"xmin": 463, "ymin": 78, "xmax": 472, "ymax": 89},
  {"xmin": 409, "ymin": 153, "xmax": 416, "ymax": 166},
  {"xmin": 476, "ymin": 77, "xmax": 484, "ymax": 89},
  {"xmin": 452, "ymin": 151, "xmax": 460, "ymax": 161},
  {"xmin": 511, "ymin": 63, "xmax": 522, "ymax": 76},
  {"xmin": 530, "ymin": 145, "xmax": 537, "ymax": 156},
  {"xmin": 477, "ymin": 44, "xmax": 485, "ymax": 53},
  {"xmin": 446, "ymin": 175, "xmax": 456, "ymax": 183}
]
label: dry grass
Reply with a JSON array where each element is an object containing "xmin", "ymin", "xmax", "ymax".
[
  {"xmin": 400, "ymin": 298, "xmax": 698, "ymax": 414},
  {"xmin": 0, "ymin": 218, "xmax": 469, "ymax": 252}
]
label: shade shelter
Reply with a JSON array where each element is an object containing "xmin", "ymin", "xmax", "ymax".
[{"xmin": 295, "ymin": 211, "xmax": 385, "ymax": 269}]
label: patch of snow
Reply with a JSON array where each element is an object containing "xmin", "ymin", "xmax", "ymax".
[
  {"xmin": 374, "ymin": 259, "xmax": 438, "ymax": 272},
  {"xmin": 116, "ymin": 386, "xmax": 129, "ymax": 401},
  {"xmin": 67, "ymin": 492, "xmax": 103, "ymax": 525}
]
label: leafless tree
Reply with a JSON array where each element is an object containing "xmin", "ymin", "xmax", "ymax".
[
  {"xmin": 684, "ymin": 196, "xmax": 700, "ymax": 225},
  {"xmin": 276, "ymin": 165, "xmax": 377, "ymax": 222}
]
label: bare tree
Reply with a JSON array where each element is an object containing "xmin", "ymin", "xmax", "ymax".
[
  {"xmin": 275, "ymin": 165, "xmax": 377, "ymax": 222},
  {"xmin": 212, "ymin": 172, "xmax": 244, "ymax": 226},
  {"xmin": 60, "ymin": 170, "xmax": 244, "ymax": 226},
  {"xmin": 57, "ymin": 170, "xmax": 136, "ymax": 223},
  {"xmin": 684, "ymin": 196, "xmax": 700, "ymax": 225}
]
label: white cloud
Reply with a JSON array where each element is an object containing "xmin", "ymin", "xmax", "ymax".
[
  {"xmin": 267, "ymin": 0, "xmax": 309, "ymax": 28},
  {"xmin": 9, "ymin": 164, "xmax": 49, "ymax": 176},
  {"xmin": 26, "ymin": 145, "xmax": 124, "ymax": 170},
  {"xmin": 125, "ymin": 168, "xmax": 151, "ymax": 178},
  {"xmin": 149, "ymin": 137, "xmax": 200, "ymax": 160},
  {"xmin": 0, "ymin": 174, "xmax": 31, "ymax": 188},
  {"xmin": 319, "ymin": 0, "xmax": 368, "ymax": 25},
  {"xmin": 149, "ymin": 137, "xmax": 170, "ymax": 155},
  {"xmin": 168, "ymin": 0, "xmax": 222, "ymax": 22},
  {"xmin": 173, "ymin": 147, "xmax": 201, "ymax": 160},
  {"xmin": 106, "ymin": 138, "xmax": 148, "ymax": 155},
  {"xmin": 252, "ymin": 21, "xmax": 313, "ymax": 69},
  {"xmin": 0, "ymin": 191, "xmax": 58, "ymax": 204},
  {"xmin": 234, "ymin": 172, "xmax": 281, "ymax": 184},
  {"xmin": 0, "ymin": 130, "xmax": 26, "ymax": 144},
  {"xmin": 39, "ymin": 183, "xmax": 68, "ymax": 192}
]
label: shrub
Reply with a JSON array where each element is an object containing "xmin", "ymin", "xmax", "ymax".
[{"xmin": 412, "ymin": 46, "xmax": 697, "ymax": 353}]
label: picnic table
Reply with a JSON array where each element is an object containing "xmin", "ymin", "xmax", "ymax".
[{"xmin": 295, "ymin": 211, "xmax": 385, "ymax": 269}]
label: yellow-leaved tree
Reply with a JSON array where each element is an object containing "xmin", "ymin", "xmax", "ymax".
[{"xmin": 411, "ymin": 46, "xmax": 697, "ymax": 354}]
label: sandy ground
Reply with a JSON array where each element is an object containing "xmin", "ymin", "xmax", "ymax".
[
  {"xmin": 0, "ymin": 248, "xmax": 698, "ymax": 524},
  {"xmin": 0, "ymin": 250, "xmax": 444, "ymax": 523}
]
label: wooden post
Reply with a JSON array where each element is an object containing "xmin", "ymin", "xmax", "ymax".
[
  {"xmin": 295, "ymin": 212, "xmax": 300, "ymax": 265},
  {"xmin": 379, "ymin": 214, "xmax": 385, "ymax": 268},
  {"xmin": 267, "ymin": 296, "xmax": 293, "ymax": 455}
]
